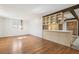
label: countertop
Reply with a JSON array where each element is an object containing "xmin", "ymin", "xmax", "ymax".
[{"xmin": 44, "ymin": 30, "xmax": 72, "ymax": 33}]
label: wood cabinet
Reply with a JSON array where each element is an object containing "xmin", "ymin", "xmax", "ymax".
[
  {"xmin": 67, "ymin": 20, "xmax": 78, "ymax": 35},
  {"xmin": 43, "ymin": 12, "xmax": 64, "ymax": 31}
]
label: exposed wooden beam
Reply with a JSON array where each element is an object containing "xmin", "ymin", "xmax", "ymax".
[
  {"xmin": 69, "ymin": 9, "xmax": 79, "ymax": 20},
  {"xmin": 43, "ymin": 4, "xmax": 79, "ymax": 17},
  {"xmin": 64, "ymin": 18, "xmax": 76, "ymax": 21}
]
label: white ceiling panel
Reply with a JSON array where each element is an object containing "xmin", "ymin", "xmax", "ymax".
[{"xmin": 0, "ymin": 4, "xmax": 75, "ymax": 19}]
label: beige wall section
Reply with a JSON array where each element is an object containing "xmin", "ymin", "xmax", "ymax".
[{"xmin": 43, "ymin": 30, "xmax": 73, "ymax": 47}]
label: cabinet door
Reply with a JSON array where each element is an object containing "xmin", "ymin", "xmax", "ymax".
[
  {"xmin": 59, "ymin": 24, "xmax": 63, "ymax": 30},
  {"xmin": 67, "ymin": 21, "xmax": 77, "ymax": 35}
]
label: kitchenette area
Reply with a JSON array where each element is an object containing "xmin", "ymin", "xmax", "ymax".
[{"xmin": 42, "ymin": 5, "xmax": 79, "ymax": 47}]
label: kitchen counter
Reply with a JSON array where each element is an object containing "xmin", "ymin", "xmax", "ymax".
[
  {"xmin": 43, "ymin": 30, "xmax": 73, "ymax": 47},
  {"xmin": 44, "ymin": 30, "xmax": 72, "ymax": 33}
]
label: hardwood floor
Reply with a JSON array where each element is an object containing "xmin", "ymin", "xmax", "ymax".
[{"xmin": 0, "ymin": 34, "xmax": 79, "ymax": 54}]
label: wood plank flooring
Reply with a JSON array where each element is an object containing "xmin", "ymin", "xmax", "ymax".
[{"xmin": 0, "ymin": 34, "xmax": 79, "ymax": 54}]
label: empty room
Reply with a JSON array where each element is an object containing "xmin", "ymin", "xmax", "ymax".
[{"xmin": 0, "ymin": 4, "xmax": 79, "ymax": 54}]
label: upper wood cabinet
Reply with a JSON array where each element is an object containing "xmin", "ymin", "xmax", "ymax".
[{"xmin": 43, "ymin": 12, "xmax": 64, "ymax": 30}]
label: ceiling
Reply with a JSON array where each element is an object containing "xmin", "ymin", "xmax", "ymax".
[{"xmin": 0, "ymin": 4, "xmax": 75, "ymax": 19}]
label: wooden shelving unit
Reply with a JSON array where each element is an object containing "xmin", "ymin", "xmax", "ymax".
[{"xmin": 43, "ymin": 12, "xmax": 64, "ymax": 31}]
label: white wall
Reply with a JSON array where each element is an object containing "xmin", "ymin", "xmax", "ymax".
[
  {"xmin": 0, "ymin": 16, "xmax": 42, "ymax": 37},
  {"xmin": 28, "ymin": 16, "xmax": 42, "ymax": 37},
  {"xmin": 0, "ymin": 18, "xmax": 4, "ymax": 37},
  {"xmin": 0, "ymin": 17, "xmax": 29, "ymax": 37},
  {"xmin": 4, "ymin": 19, "xmax": 28, "ymax": 37}
]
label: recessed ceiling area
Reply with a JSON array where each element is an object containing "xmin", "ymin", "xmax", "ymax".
[{"xmin": 0, "ymin": 4, "xmax": 75, "ymax": 19}]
